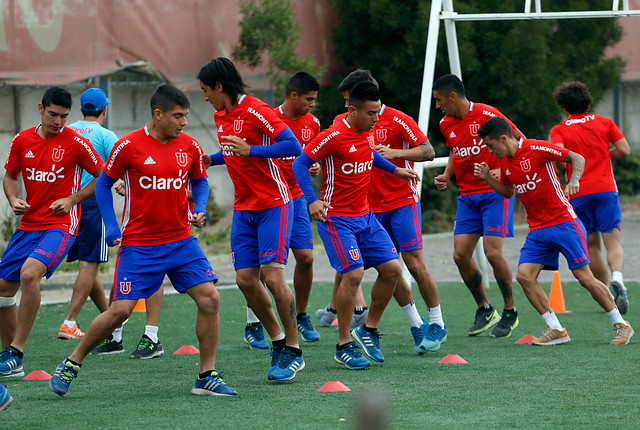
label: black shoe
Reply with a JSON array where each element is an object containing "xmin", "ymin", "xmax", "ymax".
[
  {"xmin": 490, "ymin": 310, "xmax": 519, "ymax": 338},
  {"xmin": 468, "ymin": 306, "xmax": 500, "ymax": 336}
]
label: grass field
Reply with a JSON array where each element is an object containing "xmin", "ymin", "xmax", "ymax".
[{"xmin": 1, "ymin": 280, "xmax": 638, "ymax": 429}]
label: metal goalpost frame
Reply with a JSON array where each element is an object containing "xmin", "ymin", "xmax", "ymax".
[{"xmin": 408, "ymin": 0, "xmax": 640, "ymax": 289}]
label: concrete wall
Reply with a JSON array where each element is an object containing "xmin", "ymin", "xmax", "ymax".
[{"xmin": 594, "ymin": 81, "xmax": 640, "ymax": 147}]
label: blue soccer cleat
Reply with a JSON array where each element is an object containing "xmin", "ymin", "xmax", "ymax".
[
  {"xmin": 297, "ymin": 315, "xmax": 320, "ymax": 342},
  {"xmin": 244, "ymin": 323, "xmax": 269, "ymax": 350},
  {"xmin": 266, "ymin": 345, "xmax": 283, "ymax": 380},
  {"xmin": 49, "ymin": 360, "xmax": 80, "ymax": 397},
  {"xmin": 418, "ymin": 323, "xmax": 448, "ymax": 354},
  {"xmin": 191, "ymin": 371, "xmax": 237, "ymax": 396},
  {"xmin": 410, "ymin": 317, "xmax": 429, "ymax": 354},
  {"xmin": 351, "ymin": 325, "xmax": 384, "ymax": 363},
  {"xmin": 334, "ymin": 342, "xmax": 370, "ymax": 370},
  {"xmin": 0, "ymin": 384, "xmax": 12, "ymax": 412},
  {"xmin": 0, "ymin": 347, "xmax": 24, "ymax": 378},
  {"xmin": 269, "ymin": 348, "xmax": 305, "ymax": 381}
]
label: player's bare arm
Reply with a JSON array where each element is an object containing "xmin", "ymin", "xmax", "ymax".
[
  {"xmin": 221, "ymin": 135, "xmax": 251, "ymax": 156},
  {"xmin": 202, "ymin": 154, "xmax": 212, "ymax": 168},
  {"xmin": 393, "ymin": 167, "xmax": 419, "ymax": 184},
  {"xmin": 376, "ymin": 140, "xmax": 435, "ymax": 162},
  {"xmin": 564, "ymin": 150, "xmax": 585, "ymax": 197},
  {"xmin": 50, "ymin": 166, "xmax": 104, "ymax": 215},
  {"xmin": 3, "ymin": 171, "xmax": 30, "ymax": 215},
  {"xmin": 513, "ymin": 127, "xmax": 526, "ymax": 140},
  {"xmin": 308, "ymin": 199, "xmax": 332, "ymax": 222},
  {"xmin": 434, "ymin": 154, "xmax": 454, "ymax": 191},
  {"xmin": 610, "ymin": 137, "xmax": 630, "ymax": 159},
  {"xmin": 473, "ymin": 162, "xmax": 513, "ymax": 198}
]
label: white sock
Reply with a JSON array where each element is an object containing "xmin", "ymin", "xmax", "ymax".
[
  {"xmin": 112, "ymin": 327, "xmax": 123, "ymax": 342},
  {"xmin": 272, "ymin": 332, "xmax": 285, "ymax": 342},
  {"xmin": 400, "ymin": 301, "xmax": 423, "ymax": 327},
  {"xmin": 145, "ymin": 325, "xmax": 159, "ymax": 343},
  {"xmin": 428, "ymin": 305, "xmax": 444, "ymax": 328},
  {"xmin": 611, "ymin": 271, "xmax": 625, "ymax": 286},
  {"xmin": 541, "ymin": 310, "xmax": 563, "ymax": 330},
  {"xmin": 606, "ymin": 307, "xmax": 625, "ymax": 326},
  {"xmin": 63, "ymin": 320, "xmax": 76, "ymax": 328},
  {"xmin": 247, "ymin": 307, "xmax": 260, "ymax": 324}
]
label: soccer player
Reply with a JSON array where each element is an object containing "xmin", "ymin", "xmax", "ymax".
[
  {"xmin": 57, "ymin": 88, "xmax": 115, "ymax": 340},
  {"xmin": 474, "ymin": 116, "xmax": 634, "ymax": 346},
  {"xmin": 550, "ymin": 81, "xmax": 631, "ymax": 314},
  {"xmin": 433, "ymin": 74, "xmax": 522, "ymax": 338},
  {"xmin": 199, "ymin": 57, "xmax": 304, "ymax": 381},
  {"xmin": 293, "ymin": 82, "xmax": 419, "ymax": 369},
  {"xmin": 0, "ymin": 87, "xmax": 103, "ymax": 378},
  {"xmin": 49, "ymin": 85, "xmax": 237, "ymax": 397}
]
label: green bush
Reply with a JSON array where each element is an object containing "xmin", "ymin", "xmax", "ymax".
[{"xmin": 612, "ymin": 151, "xmax": 640, "ymax": 196}]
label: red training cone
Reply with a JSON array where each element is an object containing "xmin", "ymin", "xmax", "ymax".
[
  {"xmin": 438, "ymin": 354, "xmax": 468, "ymax": 364},
  {"xmin": 515, "ymin": 335, "xmax": 536, "ymax": 344},
  {"xmin": 331, "ymin": 319, "xmax": 339, "ymax": 326},
  {"xmin": 318, "ymin": 381, "xmax": 351, "ymax": 392},
  {"xmin": 24, "ymin": 370, "xmax": 52, "ymax": 380},
  {"xmin": 174, "ymin": 345, "xmax": 200, "ymax": 354}
]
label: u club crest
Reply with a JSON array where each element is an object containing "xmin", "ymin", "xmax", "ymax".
[
  {"xmin": 469, "ymin": 123, "xmax": 480, "ymax": 136},
  {"xmin": 520, "ymin": 159, "xmax": 531, "ymax": 172},
  {"xmin": 233, "ymin": 119, "xmax": 243, "ymax": 134},
  {"xmin": 175, "ymin": 151, "xmax": 189, "ymax": 167},
  {"xmin": 367, "ymin": 135, "xmax": 375, "ymax": 149},
  {"xmin": 375, "ymin": 128, "xmax": 387, "ymax": 142},
  {"xmin": 301, "ymin": 128, "xmax": 312, "ymax": 141},
  {"xmin": 52, "ymin": 147, "xmax": 65, "ymax": 162}
]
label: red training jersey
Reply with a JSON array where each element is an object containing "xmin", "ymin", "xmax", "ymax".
[
  {"xmin": 274, "ymin": 105, "xmax": 321, "ymax": 199},
  {"xmin": 4, "ymin": 126, "xmax": 102, "ymax": 234},
  {"xmin": 104, "ymin": 126, "xmax": 206, "ymax": 246},
  {"xmin": 440, "ymin": 102, "xmax": 516, "ymax": 195},
  {"xmin": 368, "ymin": 105, "xmax": 425, "ymax": 212},
  {"xmin": 304, "ymin": 118, "xmax": 376, "ymax": 217},
  {"xmin": 214, "ymin": 95, "xmax": 291, "ymax": 210},
  {"xmin": 549, "ymin": 113, "xmax": 624, "ymax": 198},
  {"xmin": 498, "ymin": 139, "xmax": 576, "ymax": 230}
]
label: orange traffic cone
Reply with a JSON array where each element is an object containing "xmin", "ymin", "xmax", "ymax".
[
  {"xmin": 132, "ymin": 299, "xmax": 146, "ymax": 313},
  {"xmin": 549, "ymin": 271, "xmax": 570, "ymax": 313}
]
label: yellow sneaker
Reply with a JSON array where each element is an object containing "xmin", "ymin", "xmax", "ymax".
[
  {"xmin": 531, "ymin": 326, "xmax": 570, "ymax": 346},
  {"xmin": 611, "ymin": 321, "xmax": 634, "ymax": 345},
  {"xmin": 57, "ymin": 323, "xmax": 85, "ymax": 340}
]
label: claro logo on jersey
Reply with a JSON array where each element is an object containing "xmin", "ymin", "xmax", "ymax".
[
  {"xmin": 27, "ymin": 164, "xmax": 64, "ymax": 182},
  {"xmin": 514, "ymin": 173, "xmax": 542, "ymax": 195},
  {"xmin": 139, "ymin": 169, "xmax": 188, "ymax": 190},
  {"xmin": 452, "ymin": 139, "xmax": 486, "ymax": 157},
  {"xmin": 342, "ymin": 153, "xmax": 374, "ymax": 174}
]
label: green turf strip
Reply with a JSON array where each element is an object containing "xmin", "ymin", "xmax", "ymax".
[{"xmin": 2, "ymin": 281, "xmax": 638, "ymax": 429}]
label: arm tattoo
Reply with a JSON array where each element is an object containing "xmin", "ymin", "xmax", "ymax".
[
  {"xmin": 419, "ymin": 142, "xmax": 435, "ymax": 161},
  {"xmin": 565, "ymin": 151, "xmax": 585, "ymax": 184}
]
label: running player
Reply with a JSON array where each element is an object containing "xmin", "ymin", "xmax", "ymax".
[
  {"xmin": 0, "ymin": 87, "xmax": 103, "ymax": 378},
  {"xmin": 474, "ymin": 116, "xmax": 633, "ymax": 346},
  {"xmin": 550, "ymin": 81, "xmax": 631, "ymax": 314},
  {"xmin": 199, "ymin": 57, "xmax": 304, "ymax": 381},
  {"xmin": 433, "ymin": 74, "xmax": 521, "ymax": 338},
  {"xmin": 293, "ymin": 82, "xmax": 419, "ymax": 369},
  {"xmin": 57, "ymin": 88, "xmax": 115, "ymax": 340},
  {"xmin": 49, "ymin": 85, "xmax": 236, "ymax": 397}
]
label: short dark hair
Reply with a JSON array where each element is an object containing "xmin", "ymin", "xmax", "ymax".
[
  {"xmin": 478, "ymin": 116, "xmax": 513, "ymax": 140},
  {"xmin": 286, "ymin": 71, "xmax": 320, "ymax": 96},
  {"xmin": 348, "ymin": 81, "xmax": 380, "ymax": 108},
  {"xmin": 338, "ymin": 69, "xmax": 378, "ymax": 93},
  {"xmin": 198, "ymin": 57, "xmax": 247, "ymax": 102},
  {"xmin": 42, "ymin": 87, "xmax": 72, "ymax": 109},
  {"xmin": 81, "ymin": 107, "xmax": 105, "ymax": 118},
  {"xmin": 150, "ymin": 85, "xmax": 190, "ymax": 115},
  {"xmin": 553, "ymin": 81, "xmax": 592, "ymax": 114},
  {"xmin": 433, "ymin": 74, "xmax": 465, "ymax": 97}
]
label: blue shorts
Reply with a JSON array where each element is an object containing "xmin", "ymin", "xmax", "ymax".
[
  {"xmin": 317, "ymin": 211, "xmax": 398, "ymax": 274},
  {"xmin": 231, "ymin": 202, "xmax": 293, "ymax": 270},
  {"xmin": 0, "ymin": 228, "xmax": 75, "ymax": 281},
  {"xmin": 112, "ymin": 236, "xmax": 217, "ymax": 301},
  {"xmin": 289, "ymin": 196, "xmax": 313, "ymax": 250},
  {"xmin": 518, "ymin": 218, "xmax": 589, "ymax": 270},
  {"xmin": 374, "ymin": 202, "xmax": 422, "ymax": 252},
  {"xmin": 454, "ymin": 192, "xmax": 514, "ymax": 237},
  {"xmin": 571, "ymin": 192, "xmax": 621, "ymax": 234},
  {"xmin": 67, "ymin": 196, "xmax": 108, "ymax": 263}
]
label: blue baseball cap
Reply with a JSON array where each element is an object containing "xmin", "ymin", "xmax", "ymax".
[{"xmin": 80, "ymin": 88, "xmax": 111, "ymax": 111}]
